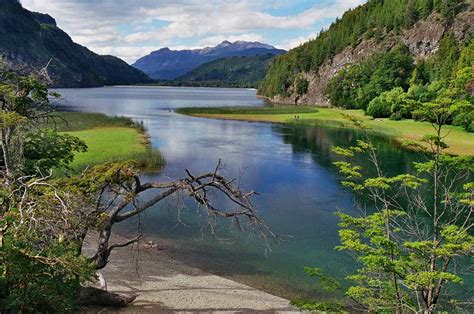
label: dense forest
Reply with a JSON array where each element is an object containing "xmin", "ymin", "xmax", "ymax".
[
  {"xmin": 158, "ymin": 54, "xmax": 276, "ymax": 88},
  {"xmin": 258, "ymin": 0, "xmax": 473, "ymax": 132},
  {"xmin": 259, "ymin": 0, "xmax": 468, "ymax": 97}
]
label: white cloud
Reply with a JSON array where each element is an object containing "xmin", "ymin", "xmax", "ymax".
[
  {"xmin": 90, "ymin": 46, "xmax": 157, "ymax": 64},
  {"xmin": 276, "ymin": 33, "xmax": 319, "ymax": 51},
  {"xmin": 21, "ymin": 0, "xmax": 365, "ymax": 63}
]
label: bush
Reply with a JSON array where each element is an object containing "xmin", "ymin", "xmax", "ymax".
[
  {"xmin": 367, "ymin": 87, "xmax": 416, "ymax": 119},
  {"xmin": 295, "ymin": 76, "xmax": 309, "ymax": 95},
  {"xmin": 389, "ymin": 111, "xmax": 403, "ymax": 120},
  {"xmin": 453, "ymin": 105, "xmax": 474, "ymax": 132},
  {"xmin": 367, "ymin": 96, "xmax": 392, "ymax": 118}
]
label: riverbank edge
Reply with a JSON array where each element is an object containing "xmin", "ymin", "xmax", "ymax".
[
  {"xmin": 82, "ymin": 233, "xmax": 298, "ymax": 312},
  {"xmin": 176, "ymin": 107, "xmax": 474, "ymax": 156},
  {"xmin": 65, "ymin": 112, "xmax": 297, "ymax": 311}
]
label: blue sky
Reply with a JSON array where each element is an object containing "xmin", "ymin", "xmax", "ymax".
[{"xmin": 22, "ymin": 0, "xmax": 365, "ymax": 63}]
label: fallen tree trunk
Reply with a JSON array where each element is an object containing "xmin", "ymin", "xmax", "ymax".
[{"xmin": 78, "ymin": 287, "xmax": 138, "ymax": 307}]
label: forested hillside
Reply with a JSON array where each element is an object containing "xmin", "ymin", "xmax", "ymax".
[
  {"xmin": 258, "ymin": 0, "xmax": 473, "ymax": 132},
  {"xmin": 0, "ymin": 0, "xmax": 149, "ymax": 87},
  {"xmin": 171, "ymin": 54, "xmax": 276, "ymax": 88}
]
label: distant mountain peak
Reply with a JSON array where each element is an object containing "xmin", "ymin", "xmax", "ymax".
[
  {"xmin": 155, "ymin": 47, "xmax": 171, "ymax": 53},
  {"xmin": 218, "ymin": 40, "xmax": 232, "ymax": 47},
  {"xmin": 133, "ymin": 41, "xmax": 286, "ymax": 80},
  {"xmin": 214, "ymin": 40, "xmax": 276, "ymax": 51}
]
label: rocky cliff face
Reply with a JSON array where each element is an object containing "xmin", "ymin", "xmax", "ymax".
[{"xmin": 271, "ymin": 12, "xmax": 474, "ymax": 106}]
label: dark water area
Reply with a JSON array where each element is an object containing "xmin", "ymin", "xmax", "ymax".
[{"xmin": 55, "ymin": 86, "xmax": 469, "ymax": 300}]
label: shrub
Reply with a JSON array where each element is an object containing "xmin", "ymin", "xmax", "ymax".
[
  {"xmin": 453, "ymin": 104, "xmax": 474, "ymax": 132},
  {"xmin": 367, "ymin": 87, "xmax": 416, "ymax": 119},
  {"xmin": 367, "ymin": 95, "xmax": 392, "ymax": 118},
  {"xmin": 389, "ymin": 111, "xmax": 403, "ymax": 121},
  {"xmin": 295, "ymin": 76, "xmax": 309, "ymax": 95}
]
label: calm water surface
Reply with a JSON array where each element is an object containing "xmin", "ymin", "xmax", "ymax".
[{"xmin": 56, "ymin": 86, "xmax": 464, "ymax": 299}]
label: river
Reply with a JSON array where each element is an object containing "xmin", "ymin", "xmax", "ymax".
[{"xmin": 56, "ymin": 86, "xmax": 466, "ymax": 300}]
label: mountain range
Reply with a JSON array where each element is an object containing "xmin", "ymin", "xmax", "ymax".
[
  {"xmin": 132, "ymin": 41, "xmax": 285, "ymax": 80},
  {"xmin": 0, "ymin": 0, "xmax": 149, "ymax": 87}
]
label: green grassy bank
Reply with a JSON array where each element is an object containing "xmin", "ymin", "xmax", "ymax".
[
  {"xmin": 176, "ymin": 106, "xmax": 474, "ymax": 156},
  {"xmin": 54, "ymin": 112, "xmax": 163, "ymax": 173}
]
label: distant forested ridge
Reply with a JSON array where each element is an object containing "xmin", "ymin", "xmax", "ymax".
[
  {"xmin": 259, "ymin": 0, "xmax": 473, "ymax": 105},
  {"xmin": 160, "ymin": 54, "xmax": 276, "ymax": 88},
  {"xmin": 133, "ymin": 41, "xmax": 285, "ymax": 80},
  {"xmin": 0, "ymin": 0, "xmax": 149, "ymax": 87}
]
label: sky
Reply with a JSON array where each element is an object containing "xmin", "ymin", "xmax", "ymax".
[{"xmin": 21, "ymin": 0, "xmax": 365, "ymax": 64}]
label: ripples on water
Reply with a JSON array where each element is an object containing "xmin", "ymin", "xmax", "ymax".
[{"xmin": 56, "ymin": 86, "xmax": 468, "ymax": 300}]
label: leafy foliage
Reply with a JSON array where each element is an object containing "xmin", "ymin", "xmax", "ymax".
[
  {"xmin": 367, "ymin": 94, "xmax": 394, "ymax": 119},
  {"xmin": 259, "ymin": 0, "xmax": 468, "ymax": 98},
  {"xmin": 294, "ymin": 76, "xmax": 309, "ymax": 96},
  {"xmin": 259, "ymin": 0, "xmax": 472, "ymax": 134},
  {"xmin": 0, "ymin": 67, "xmax": 95, "ymax": 311},
  {"xmin": 325, "ymin": 107, "xmax": 474, "ymax": 311},
  {"xmin": 304, "ymin": 267, "xmax": 341, "ymax": 292},
  {"xmin": 367, "ymin": 87, "xmax": 415, "ymax": 119},
  {"xmin": 23, "ymin": 130, "xmax": 87, "ymax": 175},
  {"xmin": 327, "ymin": 45, "xmax": 414, "ymax": 110}
]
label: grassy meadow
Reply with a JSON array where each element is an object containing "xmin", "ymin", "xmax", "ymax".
[
  {"xmin": 52, "ymin": 112, "xmax": 162, "ymax": 173},
  {"xmin": 176, "ymin": 106, "xmax": 474, "ymax": 156}
]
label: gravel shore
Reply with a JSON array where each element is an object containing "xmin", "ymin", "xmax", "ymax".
[{"xmin": 83, "ymin": 234, "xmax": 299, "ymax": 313}]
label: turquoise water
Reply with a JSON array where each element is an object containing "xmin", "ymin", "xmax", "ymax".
[{"xmin": 56, "ymin": 86, "xmax": 471, "ymax": 300}]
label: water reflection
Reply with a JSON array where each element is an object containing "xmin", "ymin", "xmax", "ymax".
[{"xmin": 55, "ymin": 86, "xmax": 427, "ymax": 299}]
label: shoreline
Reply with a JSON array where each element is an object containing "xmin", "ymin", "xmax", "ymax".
[
  {"xmin": 177, "ymin": 108, "xmax": 474, "ymax": 156},
  {"xmin": 54, "ymin": 112, "xmax": 163, "ymax": 174},
  {"xmin": 83, "ymin": 234, "xmax": 298, "ymax": 313}
]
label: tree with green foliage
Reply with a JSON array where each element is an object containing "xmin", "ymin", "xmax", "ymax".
[
  {"xmin": 366, "ymin": 92, "xmax": 393, "ymax": 118},
  {"xmin": 1, "ymin": 66, "xmax": 271, "ymax": 311},
  {"xmin": 295, "ymin": 76, "xmax": 309, "ymax": 96},
  {"xmin": 367, "ymin": 87, "xmax": 415, "ymax": 119},
  {"xmin": 330, "ymin": 103, "xmax": 473, "ymax": 312},
  {"xmin": 405, "ymin": 0, "xmax": 419, "ymax": 27},
  {"xmin": 428, "ymin": 33, "xmax": 460, "ymax": 82},
  {"xmin": 421, "ymin": 0, "xmax": 434, "ymax": 19},
  {"xmin": 327, "ymin": 45, "xmax": 414, "ymax": 109},
  {"xmin": 0, "ymin": 64, "xmax": 94, "ymax": 311}
]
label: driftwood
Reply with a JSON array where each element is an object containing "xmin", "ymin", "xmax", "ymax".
[
  {"xmin": 89, "ymin": 160, "xmax": 275, "ymax": 270},
  {"xmin": 78, "ymin": 287, "xmax": 138, "ymax": 307}
]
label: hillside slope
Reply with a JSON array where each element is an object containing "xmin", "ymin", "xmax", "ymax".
[
  {"xmin": 259, "ymin": 0, "xmax": 473, "ymax": 106},
  {"xmin": 0, "ymin": 0, "xmax": 149, "ymax": 87},
  {"xmin": 171, "ymin": 54, "xmax": 276, "ymax": 88},
  {"xmin": 133, "ymin": 41, "xmax": 285, "ymax": 80}
]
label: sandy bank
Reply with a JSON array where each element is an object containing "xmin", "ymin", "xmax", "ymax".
[{"xmin": 83, "ymin": 234, "xmax": 299, "ymax": 313}]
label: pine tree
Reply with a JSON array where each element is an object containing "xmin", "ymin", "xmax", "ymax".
[
  {"xmin": 405, "ymin": 0, "xmax": 419, "ymax": 27},
  {"xmin": 421, "ymin": 0, "xmax": 433, "ymax": 18}
]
